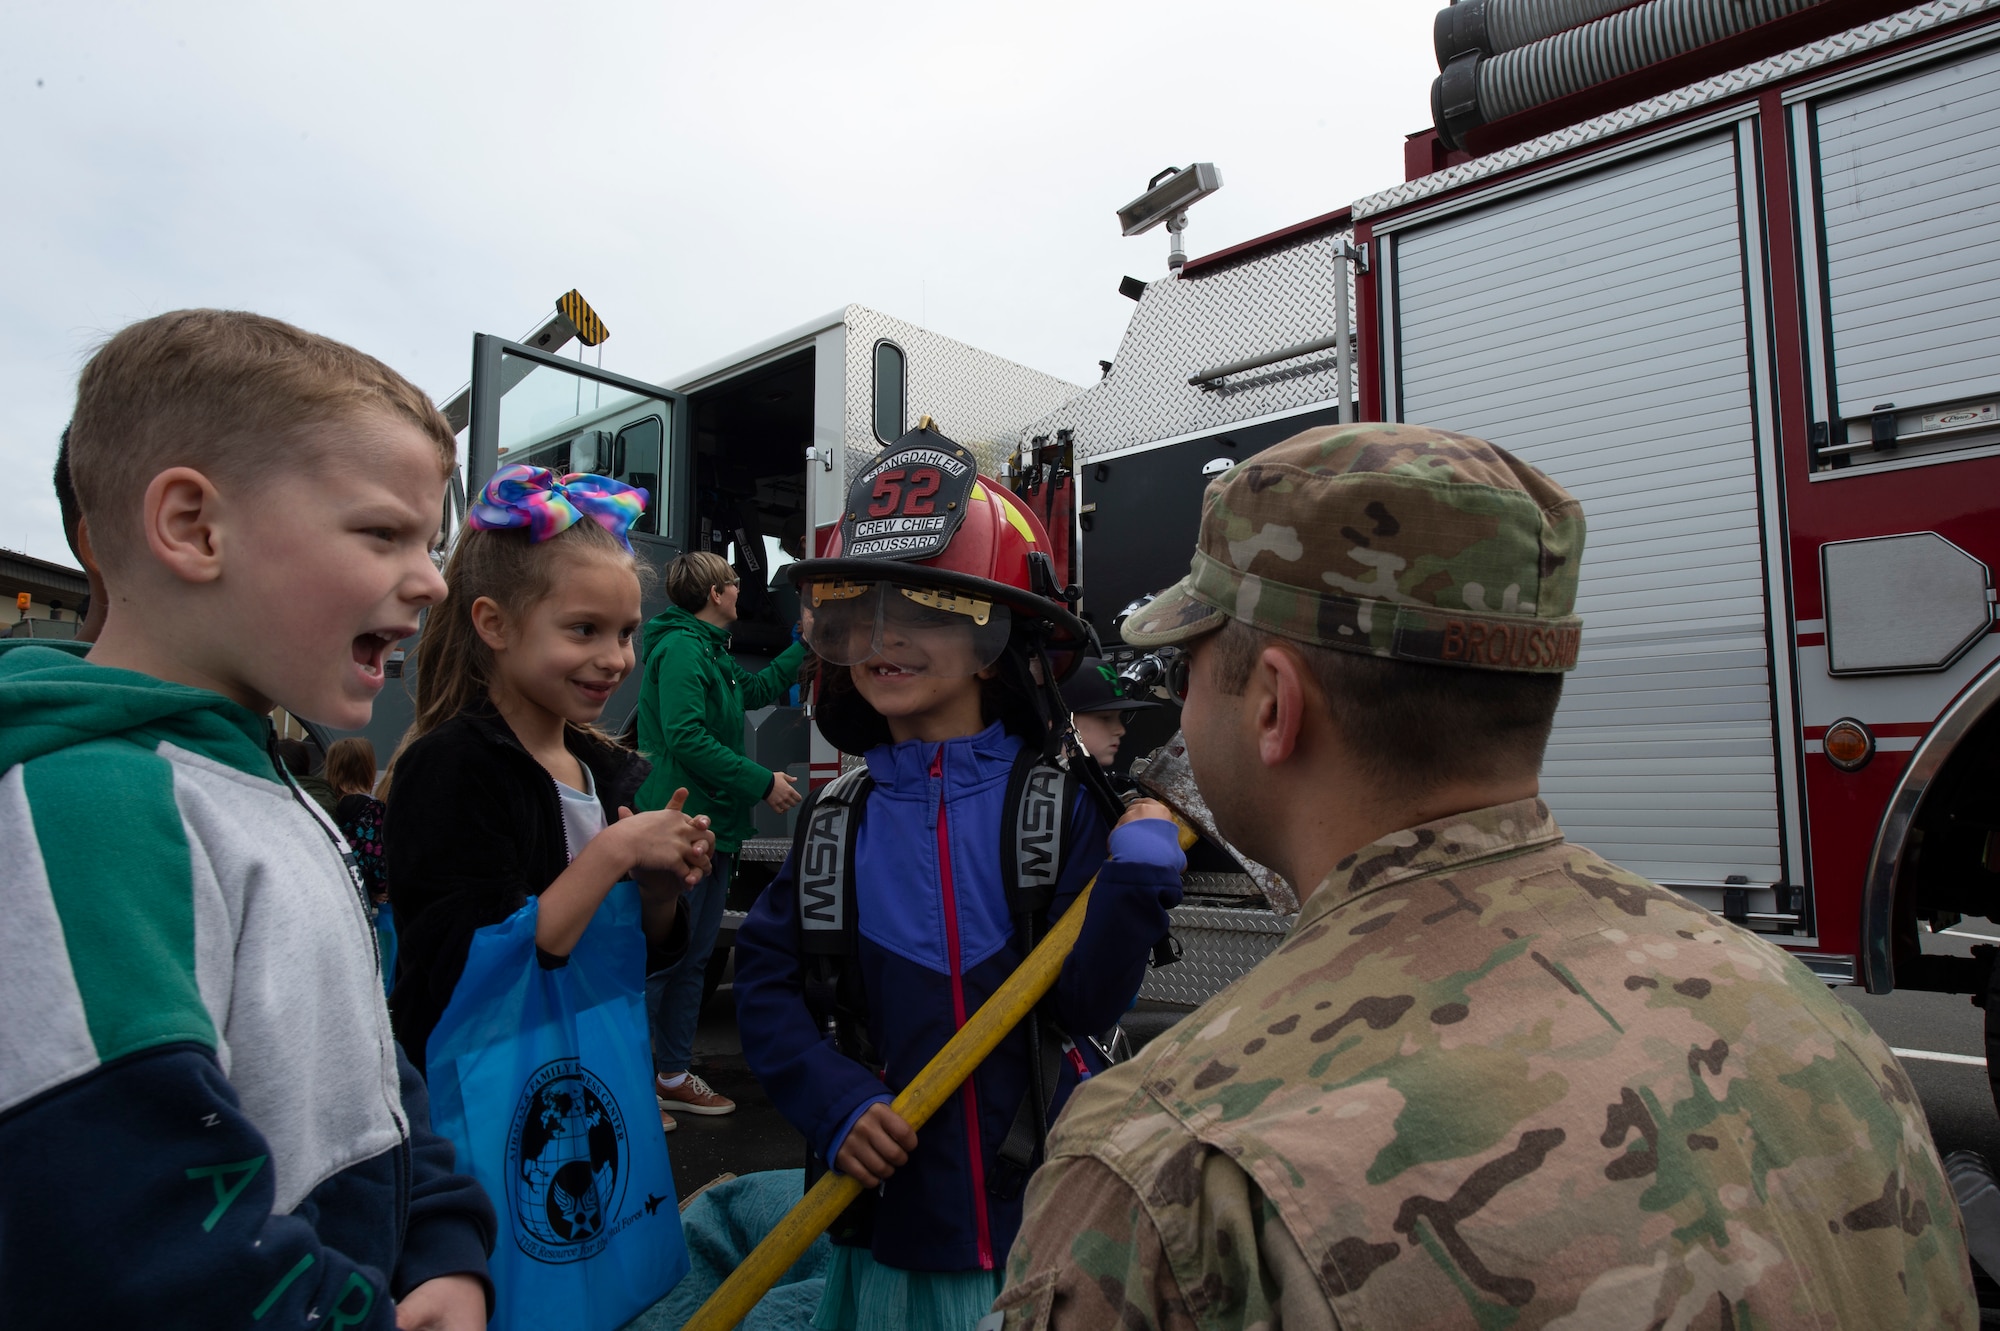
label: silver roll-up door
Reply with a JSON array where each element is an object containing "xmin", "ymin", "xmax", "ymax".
[
  {"xmin": 1393, "ymin": 132, "xmax": 1780, "ymax": 891},
  {"xmin": 1815, "ymin": 42, "xmax": 2000, "ymax": 420}
]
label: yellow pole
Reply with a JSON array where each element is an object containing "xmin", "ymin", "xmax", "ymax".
[{"xmin": 682, "ymin": 825, "xmax": 1193, "ymax": 1331}]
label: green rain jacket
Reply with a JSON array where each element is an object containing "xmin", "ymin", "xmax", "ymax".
[{"xmin": 633, "ymin": 605, "xmax": 806, "ymax": 853}]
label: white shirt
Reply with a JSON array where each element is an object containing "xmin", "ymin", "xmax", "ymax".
[{"xmin": 554, "ymin": 766, "xmax": 606, "ymax": 862}]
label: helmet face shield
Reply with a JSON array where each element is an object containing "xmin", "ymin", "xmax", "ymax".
[{"xmin": 801, "ymin": 579, "xmax": 1012, "ymax": 677}]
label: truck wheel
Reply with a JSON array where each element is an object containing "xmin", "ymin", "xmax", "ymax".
[{"xmin": 1981, "ymin": 945, "xmax": 2000, "ymax": 1117}]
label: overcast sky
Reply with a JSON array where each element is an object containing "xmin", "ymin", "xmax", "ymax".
[{"xmin": 1, "ymin": 1, "xmax": 1437, "ymax": 567}]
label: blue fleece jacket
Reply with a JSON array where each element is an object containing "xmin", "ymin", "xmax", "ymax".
[
  {"xmin": 0, "ymin": 642, "xmax": 494, "ymax": 1327},
  {"xmin": 733, "ymin": 722, "xmax": 1184, "ymax": 1274}
]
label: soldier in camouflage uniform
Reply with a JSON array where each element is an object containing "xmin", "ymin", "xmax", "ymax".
[{"xmin": 991, "ymin": 423, "xmax": 1975, "ymax": 1329}]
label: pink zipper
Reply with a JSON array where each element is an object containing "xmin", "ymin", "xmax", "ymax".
[{"xmin": 932, "ymin": 748, "xmax": 994, "ymax": 1271}]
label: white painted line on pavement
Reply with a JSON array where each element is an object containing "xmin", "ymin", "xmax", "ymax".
[
  {"xmin": 1945, "ymin": 926, "xmax": 2000, "ymax": 941},
  {"xmin": 1892, "ymin": 1047, "xmax": 1988, "ymax": 1068}
]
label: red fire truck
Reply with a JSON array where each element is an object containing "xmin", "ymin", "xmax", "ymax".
[
  {"xmin": 1030, "ymin": 0, "xmax": 2000, "ymax": 1067},
  {"xmin": 1360, "ymin": 0, "xmax": 2000, "ymax": 1008}
]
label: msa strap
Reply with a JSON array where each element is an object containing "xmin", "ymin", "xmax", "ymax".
[
  {"xmin": 794, "ymin": 765, "xmax": 872, "ymax": 957},
  {"xmin": 790, "ymin": 752, "xmax": 1074, "ymax": 949},
  {"xmin": 989, "ymin": 748, "xmax": 1078, "ymax": 1200},
  {"xmin": 1000, "ymin": 749, "xmax": 1074, "ymax": 921},
  {"xmin": 789, "ymin": 749, "xmax": 1082, "ymax": 1205},
  {"xmin": 791, "ymin": 763, "xmax": 882, "ymax": 1243}
]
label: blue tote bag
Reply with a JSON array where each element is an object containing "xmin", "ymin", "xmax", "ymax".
[{"xmin": 426, "ymin": 882, "xmax": 689, "ymax": 1331}]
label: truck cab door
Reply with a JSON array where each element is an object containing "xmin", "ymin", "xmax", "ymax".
[
  {"xmin": 466, "ymin": 332, "xmax": 689, "ymax": 572},
  {"xmin": 465, "ymin": 333, "xmax": 690, "ymax": 732}
]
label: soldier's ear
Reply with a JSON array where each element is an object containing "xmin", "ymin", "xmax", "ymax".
[{"xmin": 1254, "ymin": 642, "xmax": 1310, "ymax": 769}]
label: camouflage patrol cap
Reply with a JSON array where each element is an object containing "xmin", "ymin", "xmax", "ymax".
[{"xmin": 1122, "ymin": 423, "xmax": 1586, "ymax": 672}]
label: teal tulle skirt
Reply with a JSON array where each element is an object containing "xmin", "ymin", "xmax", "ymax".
[{"xmin": 811, "ymin": 1245, "xmax": 1003, "ymax": 1331}]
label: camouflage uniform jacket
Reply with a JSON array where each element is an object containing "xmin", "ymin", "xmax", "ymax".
[{"xmin": 997, "ymin": 798, "xmax": 1975, "ymax": 1329}]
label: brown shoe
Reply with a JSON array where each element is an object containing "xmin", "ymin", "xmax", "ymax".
[
  {"xmin": 658, "ymin": 1104, "xmax": 679, "ymax": 1133},
  {"xmin": 656, "ymin": 1072, "xmax": 735, "ymax": 1116}
]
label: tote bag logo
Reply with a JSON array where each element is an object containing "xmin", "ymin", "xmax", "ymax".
[{"xmin": 506, "ymin": 1058, "xmax": 631, "ymax": 1263}]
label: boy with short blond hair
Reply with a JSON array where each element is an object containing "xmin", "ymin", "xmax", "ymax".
[{"xmin": 0, "ymin": 310, "xmax": 495, "ymax": 1329}]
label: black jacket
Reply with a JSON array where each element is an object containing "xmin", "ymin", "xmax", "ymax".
[{"xmin": 386, "ymin": 702, "xmax": 687, "ymax": 1070}]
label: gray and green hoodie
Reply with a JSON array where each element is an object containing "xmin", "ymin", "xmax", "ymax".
[{"xmin": 0, "ymin": 642, "xmax": 493, "ymax": 1328}]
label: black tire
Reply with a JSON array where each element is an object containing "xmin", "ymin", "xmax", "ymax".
[{"xmin": 1980, "ymin": 944, "xmax": 2000, "ymax": 1117}]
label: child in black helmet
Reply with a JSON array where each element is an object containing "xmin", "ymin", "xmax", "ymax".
[
  {"xmin": 1059, "ymin": 655, "xmax": 1162, "ymax": 771},
  {"xmin": 733, "ymin": 427, "xmax": 1186, "ymax": 1328}
]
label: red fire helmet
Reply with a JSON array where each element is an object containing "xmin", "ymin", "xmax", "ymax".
[{"xmin": 786, "ymin": 423, "xmax": 1091, "ymax": 666}]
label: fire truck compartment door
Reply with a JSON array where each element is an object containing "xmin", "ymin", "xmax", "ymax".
[
  {"xmin": 1390, "ymin": 132, "xmax": 1784, "ymax": 896},
  {"xmin": 1812, "ymin": 41, "xmax": 2000, "ymax": 424}
]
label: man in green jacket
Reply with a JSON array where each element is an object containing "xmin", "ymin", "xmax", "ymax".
[{"xmin": 637, "ymin": 551, "xmax": 806, "ymax": 1118}]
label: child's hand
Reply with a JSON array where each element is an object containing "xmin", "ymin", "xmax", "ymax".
[
  {"xmin": 395, "ymin": 1272, "xmax": 486, "ymax": 1330},
  {"xmin": 540, "ymin": 791, "xmax": 712, "ymax": 959},
  {"xmin": 1118, "ymin": 797, "xmax": 1175, "ymax": 828},
  {"xmin": 835, "ymin": 1102, "xmax": 918, "ymax": 1188},
  {"xmin": 615, "ymin": 789, "xmax": 715, "ymax": 886}
]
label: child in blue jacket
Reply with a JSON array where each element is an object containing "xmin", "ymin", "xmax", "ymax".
[{"xmin": 734, "ymin": 426, "xmax": 1185, "ymax": 1329}]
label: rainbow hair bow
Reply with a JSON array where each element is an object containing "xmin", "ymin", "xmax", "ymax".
[{"xmin": 468, "ymin": 464, "xmax": 649, "ymax": 551}]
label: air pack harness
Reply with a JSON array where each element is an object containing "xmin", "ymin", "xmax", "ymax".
[{"xmin": 790, "ymin": 746, "xmax": 1081, "ymax": 1220}]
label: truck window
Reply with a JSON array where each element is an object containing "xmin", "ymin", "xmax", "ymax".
[
  {"xmin": 1805, "ymin": 42, "xmax": 2000, "ymax": 469},
  {"xmin": 490, "ymin": 350, "xmax": 675, "ymax": 538},
  {"xmin": 873, "ymin": 340, "xmax": 906, "ymax": 444},
  {"xmin": 616, "ymin": 415, "xmax": 664, "ymax": 535}
]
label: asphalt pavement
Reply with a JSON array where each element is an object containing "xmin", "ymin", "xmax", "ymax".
[{"xmin": 663, "ymin": 986, "xmax": 804, "ymax": 1203}]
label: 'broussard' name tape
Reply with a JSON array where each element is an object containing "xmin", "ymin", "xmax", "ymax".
[
  {"xmin": 861, "ymin": 449, "xmax": 971, "ymax": 480},
  {"xmin": 849, "ymin": 534, "xmax": 948, "ymax": 557},
  {"xmin": 1437, "ymin": 621, "xmax": 1579, "ymax": 670}
]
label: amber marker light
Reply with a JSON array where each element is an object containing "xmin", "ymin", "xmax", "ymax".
[{"xmin": 1824, "ymin": 718, "xmax": 1875, "ymax": 771}]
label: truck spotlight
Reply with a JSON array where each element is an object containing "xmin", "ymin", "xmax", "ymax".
[
  {"xmin": 1823, "ymin": 718, "xmax": 1875, "ymax": 771},
  {"xmin": 1117, "ymin": 164, "xmax": 1223, "ymax": 270}
]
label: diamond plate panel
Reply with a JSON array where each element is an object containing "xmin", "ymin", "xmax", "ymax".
[
  {"xmin": 1019, "ymin": 230, "xmax": 1357, "ymax": 463},
  {"xmin": 1137, "ymin": 904, "xmax": 1296, "ymax": 1007},
  {"xmin": 738, "ymin": 836, "xmax": 791, "ymax": 864},
  {"xmin": 1357, "ymin": 0, "xmax": 2000, "ymax": 221},
  {"xmin": 837, "ymin": 305, "xmax": 1082, "ymax": 483},
  {"xmin": 1182, "ymin": 870, "xmax": 1262, "ymax": 899},
  {"xmin": 723, "ymin": 889, "xmax": 1287, "ymax": 1009}
]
